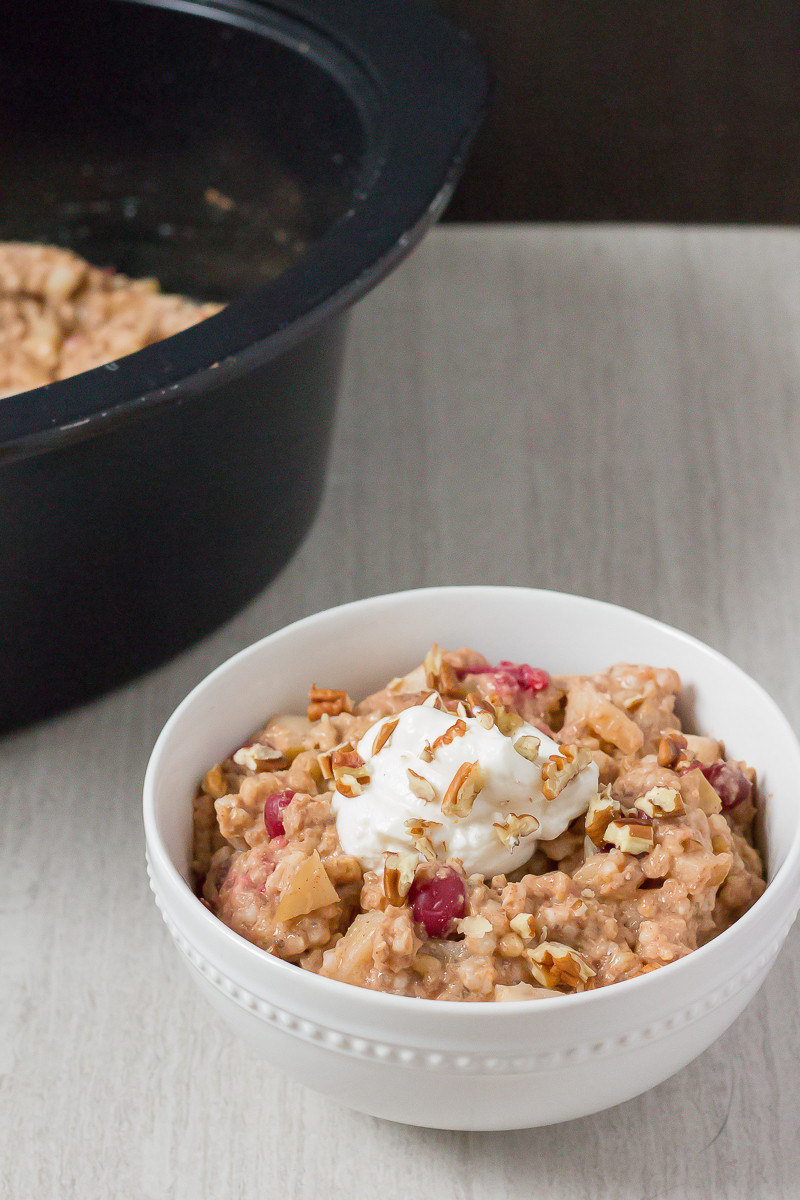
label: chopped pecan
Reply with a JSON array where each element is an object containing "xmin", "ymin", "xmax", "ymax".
[
  {"xmin": 456, "ymin": 915, "xmax": 493, "ymax": 938},
  {"xmin": 407, "ymin": 768, "xmax": 436, "ymax": 803},
  {"xmin": 584, "ymin": 785, "xmax": 619, "ymax": 846},
  {"xmin": 423, "ymin": 644, "xmax": 442, "ymax": 689},
  {"xmin": 423, "ymin": 645, "xmax": 460, "ymax": 695},
  {"xmin": 512, "ymin": 733, "xmax": 541, "ymax": 763},
  {"xmin": 307, "ymin": 686, "xmax": 352, "ymax": 721},
  {"xmin": 635, "ymin": 785, "xmax": 684, "ymax": 819},
  {"xmin": 494, "ymin": 706, "xmax": 523, "ymax": 737},
  {"xmin": 657, "ymin": 731, "xmax": 688, "ymax": 769},
  {"xmin": 330, "ymin": 742, "xmax": 370, "ymax": 797},
  {"xmin": 493, "ymin": 812, "xmax": 540, "ymax": 850},
  {"xmin": 431, "ymin": 719, "xmax": 468, "ymax": 753},
  {"xmin": 526, "ymin": 941, "xmax": 595, "ymax": 991},
  {"xmin": 541, "ymin": 744, "xmax": 593, "ymax": 800},
  {"xmin": 441, "ymin": 760, "xmax": 485, "ymax": 818},
  {"xmin": 202, "ymin": 762, "xmax": 228, "ymax": 799},
  {"xmin": 317, "ymin": 749, "xmax": 334, "ymax": 780},
  {"xmin": 404, "ymin": 818, "xmax": 441, "ymax": 861},
  {"xmin": 232, "ymin": 741, "xmax": 287, "ymax": 772},
  {"xmin": 604, "ymin": 819, "xmax": 655, "ymax": 855},
  {"xmin": 509, "ymin": 912, "xmax": 537, "ymax": 940},
  {"xmin": 371, "ymin": 717, "xmax": 399, "ymax": 756},
  {"xmin": 383, "ymin": 851, "xmax": 419, "ymax": 906},
  {"xmin": 465, "ymin": 692, "xmax": 496, "ymax": 729},
  {"xmin": 438, "ymin": 660, "xmax": 461, "ymax": 696}
]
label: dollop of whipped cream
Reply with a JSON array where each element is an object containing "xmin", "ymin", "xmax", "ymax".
[{"xmin": 330, "ymin": 703, "xmax": 599, "ymax": 877}]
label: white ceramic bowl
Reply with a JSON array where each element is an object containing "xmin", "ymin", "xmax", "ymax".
[{"xmin": 143, "ymin": 587, "xmax": 800, "ymax": 1130}]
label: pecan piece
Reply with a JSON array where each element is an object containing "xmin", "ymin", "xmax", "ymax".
[
  {"xmin": 441, "ymin": 760, "xmax": 485, "ymax": 818},
  {"xmin": 232, "ymin": 741, "xmax": 287, "ymax": 772},
  {"xmin": 509, "ymin": 912, "xmax": 537, "ymax": 940},
  {"xmin": 635, "ymin": 785, "xmax": 684, "ymax": 819},
  {"xmin": 584, "ymin": 785, "xmax": 619, "ymax": 847},
  {"xmin": 465, "ymin": 692, "xmax": 496, "ymax": 730},
  {"xmin": 407, "ymin": 768, "xmax": 436, "ymax": 803},
  {"xmin": 512, "ymin": 734, "xmax": 541, "ymax": 763},
  {"xmin": 493, "ymin": 812, "xmax": 540, "ymax": 850},
  {"xmin": 456, "ymin": 915, "xmax": 493, "ymax": 938},
  {"xmin": 422, "ymin": 645, "xmax": 459, "ymax": 694},
  {"xmin": 371, "ymin": 717, "xmax": 399, "ymax": 756},
  {"xmin": 431, "ymin": 719, "xmax": 468, "ymax": 753},
  {"xmin": 603, "ymin": 819, "xmax": 655, "ymax": 855},
  {"xmin": 404, "ymin": 818, "xmax": 442, "ymax": 861},
  {"xmin": 201, "ymin": 762, "xmax": 228, "ymax": 799},
  {"xmin": 383, "ymin": 851, "xmax": 419, "ymax": 906},
  {"xmin": 423, "ymin": 643, "xmax": 442, "ymax": 689},
  {"xmin": 494, "ymin": 705, "xmax": 523, "ymax": 737},
  {"xmin": 307, "ymin": 686, "xmax": 353, "ymax": 721},
  {"xmin": 317, "ymin": 749, "xmax": 334, "ymax": 781},
  {"xmin": 329, "ymin": 742, "xmax": 370, "ymax": 797},
  {"xmin": 526, "ymin": 941, "xmax": 595, "ymax": 991},
  {"xmin": 657, "ymin": 731, "xmax": 688, "ymax": 769},
  {"xmin": 541, "ymin": 744, "xmax": 592, "ymax": 800}
]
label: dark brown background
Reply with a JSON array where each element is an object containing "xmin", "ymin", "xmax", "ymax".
[{"xmin": 436, "ymin": 0, "xmax": 800, "ymax": 223}]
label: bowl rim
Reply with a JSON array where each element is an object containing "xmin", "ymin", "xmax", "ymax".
[
  {"xmin": 143, "ymin": 585, "xmax": 800, "ymax": 1016},
  {"xmin": 0, "ymin": 0, "xmax": 488, "ymax": 463}
]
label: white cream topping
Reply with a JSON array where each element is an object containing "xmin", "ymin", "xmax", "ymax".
[{"xmin": 330, "ymin": 704, "xmax": 599, "ymax": 877}]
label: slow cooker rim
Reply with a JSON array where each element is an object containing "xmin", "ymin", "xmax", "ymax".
[{"xmin": 0, "ymin": 0, "xmax": 488, "ymax": 463}]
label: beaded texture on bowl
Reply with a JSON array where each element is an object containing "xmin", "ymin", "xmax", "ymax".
[{"xmin": 146, "ymin": 853, "xmax": 797, "ymax": 1075}]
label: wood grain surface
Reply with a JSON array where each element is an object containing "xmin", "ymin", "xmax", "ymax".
[{"xmin": 2, "ymin": 225, "xmax": 799, "ymax": 1198}]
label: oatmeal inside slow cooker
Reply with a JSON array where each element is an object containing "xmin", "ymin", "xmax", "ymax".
[
  {"xmin": 0, "ymin": 242, "xmax": 222, "ymax": 398},
  {"xmin": 192, "ymin": 647, "xmax": 765, "ymax": 1002}
]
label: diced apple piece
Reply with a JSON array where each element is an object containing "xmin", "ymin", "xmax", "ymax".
[
  {"xmin": 275, "ymin": 851, "xmax": 339, "ymax": 923},
  {"xmin": 682, "ymin": 767, "xmax": 723, "ymax": 815}
]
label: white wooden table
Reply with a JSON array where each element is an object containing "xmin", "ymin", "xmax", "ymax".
[{"xmin": 3, "ymin": 225, "xmax": 799, "ymax": 1199}]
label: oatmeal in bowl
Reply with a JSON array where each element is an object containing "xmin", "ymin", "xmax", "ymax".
[
  {"xmin": 193, "ymin": 646, "xmax": 765, "ymax": 1003},
  {"xmin": 144, "ymin": 587, "xmax": 800, "ymax": 1128}
]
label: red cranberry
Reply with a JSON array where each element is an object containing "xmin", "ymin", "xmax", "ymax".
[
  {"xmin": 496, "ymin": 661, "xmax": 551, "ymax": 693},
  {"xmin": 408, "ymin": 867, "xmax": 467, "ymax": 938},
  {"xmin": 263, "ymin": 790, "xmax": 296, "ymax": 838},
  {"xmin": 699, "ymin": 761, "xmax": 752, "ymax": 811},
  {"xmin": 469, "ymin": 660, "xmax": 551, "ymax": 693}
]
